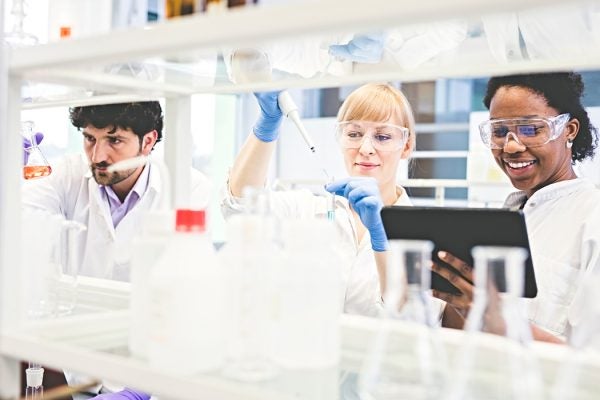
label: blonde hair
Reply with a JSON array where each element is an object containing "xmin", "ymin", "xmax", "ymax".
[{"xmin": 336, "ymin": 83, "xmax": 416, "ymax": 152}]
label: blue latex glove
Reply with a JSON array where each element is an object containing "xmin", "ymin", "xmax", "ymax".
[
  {"xmin": 253, "ymin": 91, "xmax": 283, "ymax": 143},
  {"xmin": 22, "ymin": 132, "xmax": 44, "ymax": 164},
  {"xmin": 326, "ymin": 177, "xmax": 388, "ymax": 252},
  {"xmin": 91, "ymin": 389, "xmax": 150, "ymax": 400},
  {"xmin": 328, "ymin": 33, "xmax": 386, "ymax": 64}
]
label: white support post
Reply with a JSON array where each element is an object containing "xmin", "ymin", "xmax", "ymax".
[
  {"xmin": 0, "ymin": 36, "xmax": 25, "ymax": 400},
  {"xmin": 164, "ymin": 96, "xmax": 192, "ymax": 209}
]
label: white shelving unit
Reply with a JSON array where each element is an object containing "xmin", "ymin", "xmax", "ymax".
[{"xmin": 2, "ymin": 0, "xmax": 600, "ymax": 398}]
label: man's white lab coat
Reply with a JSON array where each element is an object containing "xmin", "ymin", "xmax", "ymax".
[{"xmin": 22, "ymin": 153, "xmax": 211, "ymax": 281}]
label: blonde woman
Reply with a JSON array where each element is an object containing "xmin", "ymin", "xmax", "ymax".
[{"xmin": 222, "ymin": 83, "xmax": 416, "ymax": 316}]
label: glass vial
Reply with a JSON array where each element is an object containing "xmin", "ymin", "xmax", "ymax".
[
  {"xmin": 25, "ymin": 363, "xmax": 44, "ymax": 400},
  {"xmin": 357, "ymin": 239, "xmax": 447, "ymax": 400},
  {"xmin": 445, "ymin": 246, "xmax": 543, "ymax": 400},
  {"xmin": 22, "ymin": 121, "xmax": 52, "ymax": 180}
]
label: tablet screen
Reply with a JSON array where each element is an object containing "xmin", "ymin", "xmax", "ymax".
[{"xmin": 381, "ymin": 206, "xmax": 537, "ymax": 298}]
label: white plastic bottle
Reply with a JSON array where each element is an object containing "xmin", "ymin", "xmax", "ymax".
[
  {"xmin": 128, "ymin": 210, "xmax": 174, "ymax": 360},
  {"xmin": 219, "ymin": 212, "xmax": 280, "ymax": 381},
  {"xmin": 147, "ymin": 209, "xmax": 225, "ymax": 375},
  {"xmin": 274, "ymin": 218, "xmax": 343, "ymax": 369}
]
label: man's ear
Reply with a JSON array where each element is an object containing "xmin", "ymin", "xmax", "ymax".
[{"xmin": 141, "ymin": 130, "xmax": 158, "ymax": 155}]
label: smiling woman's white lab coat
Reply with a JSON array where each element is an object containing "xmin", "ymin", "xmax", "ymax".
[{"xmin": 22, "ymin": 153, "xmax": 211, "ymax": 281}]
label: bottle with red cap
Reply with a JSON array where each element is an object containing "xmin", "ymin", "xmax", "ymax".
[{"xmin": 147, "ymin": 208, "xmax": 225, "ymax": 375}]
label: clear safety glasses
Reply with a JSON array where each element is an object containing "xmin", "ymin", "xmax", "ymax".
[
  {"xmin": 479, "ymin": 113, "xmax": 571, "ymax": 149},
  {"xmin": 335, "ymin": 120, "xmax": 410, "ymax": 152}
]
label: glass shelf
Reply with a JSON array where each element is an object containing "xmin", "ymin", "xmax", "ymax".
[{"xmin": 9, "ymin": 0, "xmax": 600, "ymax": 107}]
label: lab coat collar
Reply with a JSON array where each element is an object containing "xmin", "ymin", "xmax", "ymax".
[
  {"xmin": 504, "ymin": 178, "xmax": 595, "ymax": 209},
  {"xmin": 87, "ymin": 158, "xmax": 163, "ymax": 238}
]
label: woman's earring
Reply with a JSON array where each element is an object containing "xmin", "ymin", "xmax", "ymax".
[{"xmin": 566, "ymin": 139, "xmax": 574, "ymax": 149}]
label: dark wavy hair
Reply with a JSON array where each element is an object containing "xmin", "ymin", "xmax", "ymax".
[
  {"xmin": 483, "ymin": 72, "xmax": 598, "ymax": 162},
  {"xmin": 70, "ymin": 102, "xmax": 163, "ymax": 149}
]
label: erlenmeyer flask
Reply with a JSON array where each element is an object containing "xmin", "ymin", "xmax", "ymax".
[
  {"xmin": 357, "ymin": 239, "xmax": 447, "ymax": 400},
  {"xmin": 22, "ymin": 121, "xmax": 52, "ymax": 180},
  {"xmin": 446, "ymin": 246, "xmax": 543, "ymax": 400}
]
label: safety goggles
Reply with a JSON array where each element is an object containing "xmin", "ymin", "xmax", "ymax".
[
  {"xmin": 479, "ymin": 113, "xmax": 571, "ymax": 149},
  {"xmin": 335, "ymin": 120, "xmax": 410, "ymax": 152}
]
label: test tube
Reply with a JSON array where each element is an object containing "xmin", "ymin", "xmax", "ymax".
[{"xmin": 327, "ymin": 177, "xmax": 335, "ymax": 221}]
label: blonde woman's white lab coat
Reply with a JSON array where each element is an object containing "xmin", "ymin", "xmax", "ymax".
[
  {"xmin": 22, "ymin": 153, "xmax": 211, "ymax": 281},
  {"xmin": 221, "ymin": 185, "xmax": 412, "ymax": 317}
]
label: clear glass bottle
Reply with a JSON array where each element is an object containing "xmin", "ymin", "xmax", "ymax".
[
  {"xmin": 445, "ymin": 246, "xmax": 543, "ymax": 400},
  {"xmin": 357, "ymin": 239, "xmax": 447, "ymax": 400},
  {"xmin": 22, "ymin": 121, "xmax": 52, "ymax": 180}
]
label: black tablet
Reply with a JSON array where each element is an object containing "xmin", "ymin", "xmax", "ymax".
[{"xmin": 381, "ymin": 206, "xmax": 537, "ymax": 298}]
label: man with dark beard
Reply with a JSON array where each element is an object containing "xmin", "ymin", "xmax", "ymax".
[{"xmin": 22, "ymin": 102, "xmax": 210, "ymax": 281}]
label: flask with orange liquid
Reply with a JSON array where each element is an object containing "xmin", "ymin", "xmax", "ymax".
[{"xmin": 22, "ymin": 121, "xmax": 51, "ymax": 180}]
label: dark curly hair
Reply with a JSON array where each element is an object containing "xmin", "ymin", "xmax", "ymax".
[
  {"xmin": 69, "ymin": 102, "xmax": 163, "ymax": 149},
  {"xmin": 483, "ymin": 72, "xmax": 598, "ymax": 162}
]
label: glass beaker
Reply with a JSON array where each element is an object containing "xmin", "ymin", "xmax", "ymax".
[
  {"xmin": 22, "ymin": 121, "xmax": 52, "ymax": 180},
  {"xmin": 357, "ymin": 239, "xmax": 447, "ymax": 400},
  {"xmin": 445, "ymin": 246, "xmax": 543, "ymax": 400}
]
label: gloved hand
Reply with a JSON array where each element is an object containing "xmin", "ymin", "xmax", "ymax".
[
  {"xmin": 328, "ymin": 33, "xmax": 386, "ymax": 64},
  {"xmin": 253, "ymin": 91, "xmax": 283, "ymax": 143},
  {"xmin": 22, "ymin": 132, "xmax": 44, "ymax": 164},
  {"xmin": 91, "ymin": 388, "xmax": 150, "ymax": 400},
  {"xmin": 326, "ymin": 177, "xmax": 388, "ymax": 251}
]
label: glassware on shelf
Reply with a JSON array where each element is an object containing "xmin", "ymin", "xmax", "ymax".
[
  {"xmin": 357, "ymin": 239, "xmax": 447, "ymax": 400},
  {"xmin": 4, "ymin": 0, "xmax": 38, "ymax": 48},
  {"xmin": 445, "ymin": 246, "xmax": 543, "ymax": 400},
  {"xmin": 22, "ymin": 210, "xmax": 85, "ymax": 319},
  {"xmin": 22, "ymin": 121, "xmax": 52, "ymax": 180}
]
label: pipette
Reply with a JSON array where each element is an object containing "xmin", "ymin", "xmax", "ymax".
[
  {"xmin": 278, "ymin": 91, "xmax": 331, "ymax": 180},
  {"xmin": 278, "ymin": 91, "xmax": 316, "ymax": 153}
]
